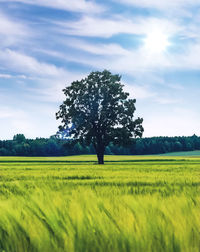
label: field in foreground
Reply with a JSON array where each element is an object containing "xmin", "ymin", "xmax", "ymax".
[{"xmin": 0, "ymin": 155, "xmax": 199, "ymax": 252}]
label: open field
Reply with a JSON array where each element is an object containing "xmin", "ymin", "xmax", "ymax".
[
  {"xmin": 0, "ymin": 155, "xmax": 199, "ymax": 252},
  {"xmin": 160, "ymin": 150, "xmax": 200, "ymax": 156}
]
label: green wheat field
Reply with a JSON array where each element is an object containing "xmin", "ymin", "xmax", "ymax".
[{"xmin": 0, "ymin": 155, "xmax": 199, "ymax": 252}]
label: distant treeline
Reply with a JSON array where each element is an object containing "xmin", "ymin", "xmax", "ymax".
[{"xmin": 0, "ymin": 134, "xmax": 200, "ymax": 156}]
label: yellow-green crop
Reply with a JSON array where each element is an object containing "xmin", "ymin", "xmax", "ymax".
[{"xmin": 0, "ymin": 155, "xmax": 199, "ymax": 251}]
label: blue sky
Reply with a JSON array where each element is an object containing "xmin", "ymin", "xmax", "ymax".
[{"xmin": 0, "ymin": 0, "xmax": 200, "ymax": 139}]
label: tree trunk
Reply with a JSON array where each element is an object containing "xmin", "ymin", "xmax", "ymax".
[
  {"xmin": 97, "ymin": 150, "xmax": 104, "ymax": 164},
  {"xmin": 94, "ymin": 136, "xmax": 105, "ymax": 164}
]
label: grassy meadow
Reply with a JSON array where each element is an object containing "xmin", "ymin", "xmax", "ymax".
[
  {"xmin": 0, "ymin": 155, "xmax": 199, "ymax": 252},
  {"xmin": 160, "ymin": 150, "xmax": 200, "ymax": 156}
]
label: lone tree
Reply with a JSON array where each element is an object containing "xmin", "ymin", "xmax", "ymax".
[{"xmin": 56, "ymin": 70, "xmax": 143, "ymax": 164}]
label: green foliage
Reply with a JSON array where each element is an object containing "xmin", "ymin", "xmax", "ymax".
[
  {"xmin": 0, "ymin": 155, "xmax": 199, "ymax": 251},
  {"xmin": 1, "ymin": 135, "xmax": 200, "ymax": 156},
  {"xmin": 56, "ymin": 70, "xmax": 143, "ymax": 163},
  {"xmin": 13, "ymin": 134, "xmax": 26, "ymax": 144}
]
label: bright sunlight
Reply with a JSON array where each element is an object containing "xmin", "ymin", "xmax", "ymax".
[{"xmin": 144, "ymin": 30, "xmax": 170, "ymax": 54}]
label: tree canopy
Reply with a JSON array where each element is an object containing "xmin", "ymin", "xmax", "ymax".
[{"xmin": 56, "ymin": 70, "xmax": 144, "ymax": 164}]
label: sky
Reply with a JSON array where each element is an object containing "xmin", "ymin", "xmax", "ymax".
[{"xmin": 0, "ymin": 0, "xmax": 200, "ymax": 139}]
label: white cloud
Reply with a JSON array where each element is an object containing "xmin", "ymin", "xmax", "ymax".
[
  {"xmin": 65, "ymin": 39, "xmax": 129, "ymax": 56},
  {"xmin": 0, "ymin": 49, "xmax": 69, "ymax": 78},
  {"xmin": 56, "ymin": 36, "xmax": 200, "ymax": 74},
  {"xmin": 0, "ymin": 73, "xmax": 12, "ymax": 79},
  {"xmin": 0, "ymin": 0, "xmax": 199, "ymax": 139},
  {"xmin": 24, "ymin": 78, "xmax": 80, "ymax": 103},
  {"xmin": 171, "ymin": 42, "xmax": 200, "ymax": 69},
  {"xmin": 55, "ymin": 15, "xmax": 179, "ymax": 38},
  {"xmin": 123, "ymin": 82, "xmax": 181, "ymax": 104},
  {"xmin": 59, "ymin": 47, "xmax": 171, "ymax": 75},
  {"xmin": 0, "ymin": 12, "xmax": 30, "ymax": 47},
  {"xmin": 2, "ymin": 0, "xmax": 105, "ymax": 13},
  {"xmin": 0, "ymin": 73, "xmax": 29, "ymax": 79},
  {"xmin": 124, "ymin": 83, "xmax": 156, "ymax": 100}
]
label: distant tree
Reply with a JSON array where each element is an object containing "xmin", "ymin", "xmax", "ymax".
[
  {"xmin": 163, "ymin": 140, "xmax": 170, "ymax": 153},
  {"xmin": 14, "ymin": 143, "xmax": 30, "ymax": 156},
  {"xmin": 1, "ymin": 134, "xmax": 200, "ymax": 157},
  {"xmin": 56, "ymin": 70, "xmax": 143, "ymax": 164},
  {"xmin": 134, "ymin": 139, "xmax": 145, "ymax": 154},
  {"xmin": 45, "ymin": 139, "xmax": 60, "ymax": 156},
  {"xmin": 13, "ymin": 134, "xmax": 26, "ymax": 144},
  {"xmin": 173, "ymin": 141, "xmax": 182, "ymax": 152},
  {"xmin": 0, "ymin": 147, "xmax": 8, "ymax": 156},
  {"xmin": 73, "ymin": 142, "xmax": 85, "ymax": 155},
  {"xmin": 192, "ymin": 134, "xmax": 200, "ymax": 149}
]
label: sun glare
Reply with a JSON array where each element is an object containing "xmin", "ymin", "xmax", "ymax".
[{"xmin": 144, "ymin": 30, "xmax": 170, "ymax": 54}]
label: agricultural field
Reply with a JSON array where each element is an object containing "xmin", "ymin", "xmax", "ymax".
[{"xmin": 0, "ymin": 155, "xmax": 199, "ymax": 252}]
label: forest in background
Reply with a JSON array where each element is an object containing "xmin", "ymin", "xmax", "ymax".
[{"xmin": 0, "ymin": 134, "xmax": 200, "ymax": 156}]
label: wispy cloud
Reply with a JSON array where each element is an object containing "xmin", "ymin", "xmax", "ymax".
[
  {"xmin": 0, "ymin": 73, "xmax": 29, "ymax": 79},
  {"xmin": 171, "ymin": 42, "xmax": 200, "ymax": 70},
  {"xmin": 65, "ymin": 39, "xmax": 129, "ymax": 56},
  {"xmin": 0, "ymin": 73, "xmax": 12, "ymax": 79},
  {"xmin": 24, "ymin": 72, "xmax": 87, "ymax": 103},
  {"xmin": 124, "ymin": 83, "xmax": 156, "ymax": 100},
  {"xmin": 0, "ymin": 49, "xmax": 68, "ymax": 78},
  {"xmin": 1, "ymin": 0, "xmax": 105, "ymax": 13},
  {"xmin": 55, "ymin": 36, "xmax": 200, "ymax": 74},
  {"xmin": 0, "ymin": 0, "xmax": 200, "ymax": 138},
  {"xmin": 0, "ymin": 11, "xmax": 30, "ymax": 47},
  {"xmin": 54, "ymin": 15, "xmax": 179, "ymax": 38}
]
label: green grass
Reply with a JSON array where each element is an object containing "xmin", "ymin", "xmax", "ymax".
[
  {"xmin": 0, "ymin": 155, "xmax": 199, "ymax": 252},
  {"xmin": 160, "ymin": 150, "xmax": 200, "ymax": 156}
]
